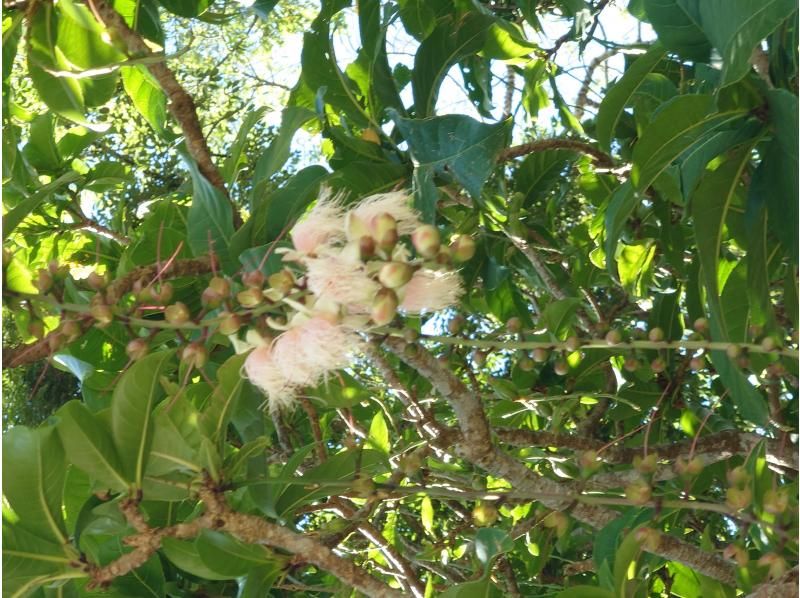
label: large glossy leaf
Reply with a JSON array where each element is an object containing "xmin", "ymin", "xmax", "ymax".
[
  {"xmin": 2, "ymin": 426, "xmax": 68, "ymax": 544},
  {"xmin": 631, "ymin": 95, "xmax": 747, "ymax": 193},
  {"xmin": 121, "ymin": 65, "xmax": 167, "ymax": 136},
  {"xmin": 3, "ymin": 518, "xmax": 77, "ymax": 598},
  {"xmin": 692, "ymin": 145, "xmax": 769, "ymax": 425},
  {"xmin": 513, "ymin": 149, "xmax": 577, "ymax": 206},
  {"xmin": 642, "ymin": 0, "xmax": 711, "ymax": 61},
  {"xmin": 185, "ymin": 154, "xmax": 236, "ymax": 272},
  {"xmin": 111, "ymin": 350, "xmax": 175, "ymax": 487},
  {"xmin": 196, "ymin": 530, "xmax": 277, "ymax": 577},
  {"xmin": 161, "ymin": 538, "xmax": 234, "ymax": 580},
  {"xmin": 221, "ymin": 107, "xmax": 267, "ymax": 185},
  {"xmin": 397, "ymin": 0, "xmax": 437, "ymax": 41},
  {"xmin": 199, "ymin": 353, "xmax": 247, "ymax": 445},
  {"xmin": 3, "ymin": 171, "xmax": 81, "ymax": 236},
  {"xmin": 55, "ymin": 401, "xmax": 129, "ymax": 492},
  {"xmin": 156, "ymin": 0, "xmax": 210, "ymax": 17},
  {"xmin": 412, "ymin": 11, "xmax": 493, "ymax": 117},
  {"xmin": 595, "ymin": 43, "xmax": 666, "ymax": 151},
  {"xmin": 113, "ymin": 0, "xmax": 164, "ymax": 45},
  {"xmin": 239, "ymin": 565, "xmax": 283, "ymax": 598},
  {"xmin": 440, "ymin": 576, "xmax": 499, "ymax": 598},
  {"xmin": 676, "ymin": 0, "xmax": 796, "ymax": 86},
  {"xmin": 390, "ymin": 111, "xmax": 510, "ymax": 199},
  {"xmin": 556, "ymin": 588, "xmax": 615, "ymax": 598},
  {"xmin": 146, "ymin": 398, "xmax": 203, "ymax": 477}
]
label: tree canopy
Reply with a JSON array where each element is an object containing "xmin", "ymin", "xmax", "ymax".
[{"xmin": 2, "ymin": 0, "xmax": 798, "ymax": 597}]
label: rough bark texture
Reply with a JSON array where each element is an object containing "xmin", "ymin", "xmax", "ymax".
[{"xmin": 498, "ymin": 138, "xmax": 613, "ymax": 166}]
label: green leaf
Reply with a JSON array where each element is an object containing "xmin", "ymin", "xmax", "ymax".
[
  {"xmin": 251, "ymin": 0, "xmax": 279, "ymax": 20},
  {"xmin": 440, "ymin": 576, "xmax": 498, "ymax": 598},
  {"xmin": 121, "ymin": 65, "xmax": 167, "ymax": 136},
  {"xmin": 421, "ymin": 496, "xmax": 434, "ymax": 535},
  {"xmin": 240, "ymin": 565, "xmax": 282, "ymax": 598},
  {"xmin": 616, "ymin": 240, "xmax": 656, "ymax": 297},
  {"xmin": 631, "ymin": 95, "xmax": 747, "ymax": 193},
  {"xmin": 23, "ymin": 113, "xmax": 61, "ymax": 172},
  {"xmin": 2, "ymin": 426, "xmax": 68, "ymax": 544},
  {"xmin": 692, "ymin": 145, "xmax": 769, "ymax": 425},
  {"xmin": 367, "ymin": 411, "xmax": 390, "ymax": 455},
  {"xmin": 412, "ymin": 12, "xmax": 493, "ymax": 117},
  {"xmin": 221, "ymin": 107, "xmax": 267, "ymax": 185},
  {"xmin": 556, "ymin": 587, "xmax": 616, "ymax": 598},
  {"xmin": 513, "ymin": 149, "xmax": 577, "ymax": 206},
  {"xmin": 474, "ymin": 528, "xmax": 513, "ymax": 570},
  {"xmin": 199, "ymin": 353, "xmax": 247, "ymax": 445},
  {"xmin": 539, "ymin": 297, "xmax": 581, "ymax": 338},
  {"xmin": 397, "ymin": 0, "xmax": 437, "ymax": 41},
  {"xmin": 676, "ymin": 0, "xmax": 797, "ymax": 86},
  {"xmin": 643, "ymin": 0, "xmax": 711, "ymax": 61},
  {"xmin": 113, "ymin": 0, "xmax": 164, "ymax": 45},
  {"xmin": 185, "ymin": 154, "xmax": 236, "ymax": 272},
  {"xmin": 482, "ymin": 19, "xmax": 539, "ymax": 59},
  {"xmin": 596, "ymin": 43, "xmax": 666, "ymax": 151},
  {"xmin": 390, "ymin": 111, "xmax": 510, "ymax": 199},
  {"xmin": 156, "ymin": 0, "xmax": 210, "ymax": 17},
  {"xmin": 55, "ymin": 401, "xmax": 129, "ymax": 492},
  {"xmin": 111, "ymin": 350, "xmax": 175, "ymax": 487},
  {"xmin": 146, "ymin": 398, "xmax": 203, "ymax": 477},
  {"xmin": 196, "ymin": 530, "xmax": 277, "ymax": 577},
  {"xmin": 161, "ymin": 538, "xmax": 233, "ymax": 580},
  {"xmin": 613, "ymin": 529, "xmax": 644, "ymax": 596},
  {"xmin": 3, "ymin": 171, "xmax": 82, "ymax": 236}
]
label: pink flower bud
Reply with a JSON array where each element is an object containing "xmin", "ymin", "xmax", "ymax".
[
  {"xmin": 90, "ymin": 304, "xmax": 114, "ymax": 327},
  {"xmin": 242, "ymin": 270, "xmax": 266, "ymax": 289},
  {"xmin": 411, "ymin": 225, "xmax": 441, "ymax": 258},
  {"xmin": 218, "ymin": 312, "xmax": 242, "ymax": 336},
  {"xmin": 180, "ymin": 342, "xmax": 208, "ymax": 369},
  {"xmin": 237, "ymin": 287, "xmax": 264, "ymax": 308},
  {"xmin": 378, "ymin": 262, "xmax": 414, "ymax": 289},
  {"xmin": 126, "ymin": 338, "xmax": 149, "ymax": 361},
  {"xmin": 371, "ymin": 288, "xmax": 399, "ymax": 326},
  {"xmin": 372, "ymin": 213, "xmax": 398, "ymax": 252},
  {"xmin": 164, "ymin": 302, "xmax": 191, "ymax": 325},
  {"xmin": 268, "ymin": 270, "xmax": 295, "ymax": 296},
  {"xmin": 449, "ymin": 235, "xmax": 476, "ymax": 262}
]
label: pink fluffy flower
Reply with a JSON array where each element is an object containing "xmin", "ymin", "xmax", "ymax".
[
  {"xmin": 305, "ymin": 254, "xmax": 380, "ymax": 310},
  {"xmin": 243, "ymin": 346, "xmax": 296, "ymax": 411},
  {"xmin": 290, "ymin": 193, "xmax": 345, "ymax": 255},
  {"xmin": 350, "ymin": 191, "xmax": 421, "ymax": 236},
  {"xmin": 244, "ymin": 316, "xmax": 362, "ymax": 411},
  {"xmin": 399, "ymin": 269, "xmax": 464, "ymax": 313}
]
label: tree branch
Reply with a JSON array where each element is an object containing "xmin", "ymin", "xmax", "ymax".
[
  {"xmin": 497, "ymin": 138, "xmax": 613, "ymax": 166},
  {"xmin": 85, "ymin": 0, "xmax": 240, "ymax": 224}
]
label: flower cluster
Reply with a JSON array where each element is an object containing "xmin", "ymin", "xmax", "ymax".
[{"xmin": 242, "ymin": 190, "xmax": 475, "ymax": 412}]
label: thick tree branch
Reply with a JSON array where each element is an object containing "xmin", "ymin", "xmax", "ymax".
[
  {"xmin": 85, "ymin": 0, "xmax": 240, "ymax": 224},
  {"xmin": 88, "ymin": 482, "xmax": 402, "ymax": 598},
  {"xmin": 498, "ymin": 138, "xmax": 613, "ymax": 166}
]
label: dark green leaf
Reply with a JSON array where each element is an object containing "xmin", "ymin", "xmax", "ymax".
[
  {"xmin": 643, "ymin": 0, "xmax": 711, "ymax": 61},
  {"xmin": 156, "ymin": 0, "xmax": 210, "ymax": 18},
  {"xmin": 196, "ymin": 530, "xmax": 277, "ymax": 577}
]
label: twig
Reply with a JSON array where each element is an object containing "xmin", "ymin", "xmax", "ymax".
[
  {"xmin": 575, "ymin": 49, "xmax": 617, "ymax": 119},
  {"xmin": 498, "ymin": 138, "xmax": 613, "ymax": 166}
]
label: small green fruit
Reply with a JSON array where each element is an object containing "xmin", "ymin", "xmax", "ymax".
[
  {"xmin": 648, "ymin": 327, "xmax": 665, "ymax": 342},
  {"xmin": 605, "ymin": 329, "xmax": 623, "ymax": 345},
  {"xmin": 625, "ymin": 480, "xmax": 652, "ymax": 505},
  {"xmin": 371, "ymin": 288, "xmax": 399, "ymax": 326},
  {"xmin": 449, "ymin": 235, "xmax": 476, "ymax": 262},
  {"xmin": 126, "ymin": 338, "xmax": 149, "ymax": 361},
  {"xmin": 725, "ymin": 487, "xmax": 752, "ymax": 511},
  {"xmin": 378, "ymin": 262, "xmax": 413, "ymax": 289},
  {"xmin": 164, "ymin": 302, "xmax": 191, "ymax": 325},
  {"xmin": 472, "ymin": 503, "xmax": 499, "ymax": 527},
  {"xmin": 411, "ymin": 224, "xmax": 441, "ymax": 259}
]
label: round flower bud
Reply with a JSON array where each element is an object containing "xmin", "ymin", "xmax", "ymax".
[
  {"xmin": 181, "ymin": 342, "xmax": 208, "ymax": 369},
  {"xmin": 150, "ymin": 282, "xmax": 174, "ymax": 305},
  {"xmin": 237, "ymin": 287, "xmax": 264, "ymax": 308},
  {"xmin": 648, "ymin": 327, "xmax": 665, "ymax": 342},
  {"xmin": 725, "ymin": 487, "xmax": 752, "ymax": 511},
  {"xmin": 35, "ymin": 269, "xmax": 54, "ymax": 294},
  {"xmin": 674, "ymin": 455, "xmax": 704, "ymax": 477},
  {"xmin": 506, "ymin": 317, "xmax": 522, "ymax": 333},
  {"xmin": 359, "ymin": 235, "xmax": 376, "ymax": 259},
  {"xmin": 47, "ymin": 333, "xmax": 65, "ymax": 352},
  {"xmin": 693, "ymin": 317, "xmax": 709, "ymax": 333},
  {"xmin": 623, "ymin": 357, "xmax": 640, "ymax": 372},
  {"xmin": 372, "ymin": 213, "xmax": 398, "ymax": 252},
  {"xmin": 208, "ymin": 276, "xmax": 231, "ymax": 297},
  {"xmin": 268, "ymin": 270, "xmax": 295, "ymax": 297},
  {"xmin": 625, "ymin": 480, "xmax": 652, "ymax": 506},
  {"xmin": 472, "ymin": 350, "xmax": 487, "ymax": 366},
  {"xmin": 532, "ymin": 348, "xmax": 549, "ymax": 363},
  {"xmin": 371, "ymin": 288, "xmax": 399, "ymax": 326},
  {"xmin": 435, "ymin": 245, "xmax": 452, "ymax": 265},
  {"xmin": 472, "ymin": 503, "xmax": 499, "ymax": 527},
  {"xmin": 518, "ymin": 355, "xmax": 535, "ymax": 371},
  {"xmin": 689, "ymin": 356, "xmax": 705, "ymax": 371},
  {"xmin": 60, "ymin": 320, "xmax": 82, "ymax": 342},
  {"xmin": 650, "ymin": 357, "xmax": 666, "ymax": 373},
  {"xmin": 565, "ymin": 336, "xmax": 581, "ymax": 352},
  {"xmin": 126, "ymin": 338, "xmax": 149, "ymax": 361},
  {"xmin": 726, "ymin": 344, "xmax": 741, "ymax": 359},
  {"xmin": 447, "ymin": 315, "xmax": 465, "ymax": 335},
  {"xmin": 449, "ymin": 235, "xmax": 476, "ymax": 263},
  {"xmin": 762, "ymin": 489, "xmax": 789, "ymax": 514},
  {"xmin": 553, "ymin": 359, "xmax": 569, "ymax": 376},
  {"xmin": 2, "ymin": 247, "xmax": 12, "ymax": 267},
  {"xmin": 201, "ymin": 287, "xmax": 224, "ymax": 308},
  {"xmin": 403, "ymin": 328, "xmax": 419, "ymax": 342},
  {"xmin": 723, "ymin": 544, "xmax": 749, "ymax": 567},
  {"xmin": 47, "ymin": 260, "xmax": 61, "ymax": 276},
  {"xmin": 378, "ymin": 262, "xmax": 413, "ymax": 289},
  {"xmin": 761, "ymin": 336, "xmax": 778, "ymax": 352},
  {"xmin": 346, "ymin": 213, "xmax": 370, "ymax": 242},
  {"xmin": 242, "ymin": 270, "xmax": 266, "ymax": 289},
  {"xmin": 633, "ymin": 453, "xmax": 658, "ymax": 475},
  {"xmin": 218, "ymin": 312, "xmax": 242, "ymax": 336},
  {"xmin": 634, "ymin": 527, "xmax": 661, "ymax": 552},
  {"xmin": 90, "ymin": 304, "xmax": 114, "ymax": 327},
  {"xmin": 164, "ymin": 302, "xmax": 191, "ymax": 325},
  {"xmin": 87, "ymin": 271, "xmax": 108, "ymax": 291},
  {"xmin": 727, "ymin": 466, "xmax": 750, "ymax": 488},
  {"xmin": 605, "ymin": 329, "xmax": 623, "ymax": 345},
  {"xmin": 578, "ymin": 450, "xmax": 601, "ymax": 474},
  {"xmin": 411, "ymin": 225, "xmax": 441, "ymax": 259}
]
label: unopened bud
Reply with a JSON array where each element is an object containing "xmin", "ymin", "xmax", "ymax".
[
  {"xmin": 359, "ymin": 235, "xmax": 376, "ymax": 259},
  {"xmin": 693, "ymin": 317, "xmax": 709, "ymax": 333},
  {"xmin": 506, "ymin": 317, "xmax": 522, "ymax": 333},
  {"xmin": 2, "ymin": 248, "xmax": 12, "ymax": 267},
  {"xmin": 633, "ymin": 453, "xmax": 658, "ymax": 475},
  {"xmin": 90, "ymin": 304, "xmax": 114, "ymax": 327},
  {"xmin": 449, "ymin": 235, "xmax": 476, "ymax": 262},
  {"xmin": 542, "ymin": 511, "xmax": 569, "ymax": 537},
  {"xmin": 518, "ymin": 356, "xmax": 535, "ymax": 371},
  {"xmin": 675, "ymin": 455, "xmax": 704, "ymax": 477},
  {"xmin": 371, "ymin": 288, "xmax": 399, "ymax": 326},
  {"xmin": 87, "ymin": 271, "xmax": 108, "ymax": 291},
  {"xmin": 372, "ymin": 213, "xmax": 398, "ymax": 252},
  {"xmin": 47, "ymin": 260, "xmax": 61, "ymax": 276},
  {"xmin": 218, "ymin": 312, "xmax": 242, "ymax": 336},
  {"xmin": 403, "ymin": 328, "xmax": 419, "ymax": 342},
  {"xmin": 553, "ymin": 359, "xmax": 569, "ymax": 376},
  {"xmin": 126, "ymin": 338, "xmax": 149, "ymax": 361},
  {"xmin": 648, "ymin": 327, "xmax": 665, "ymax": 342},
  {"xmin": 150, "ymin": 282, "xmax": 173, "ymax": 304},
  {"xmin": 378, "ymin": 262, "xmax": 413, "ymax": 289},
  {"xmin": 723, "ymin": 544, "xmax": 749, "ymax": 567},
  {"xmin": 725, "ymin": 487, "xmax": 752, "ymax": 511},
  {"xmin": 689, "ymin": 356, "xmax": 705, "ymax": 370},
  {"xmin": 761, "ymin": 336, "xmax": 778, "ymax": 352},
  {"xmin": 472, "ymin": 503, "xmax": 498, "ymax": 527},
  {"xmin": 565, "ymin": 336, "xmax": 581, "ymax": 352},
  {"xmin": 763, "ymin": 489, "xmax": 789, "ymax": 514},
  {"xmin": 60, "ymin": 320, "xmax": 82, "ymax": 342},
  {"xmin": 650, "ymin": 357, "xmax": 666, "ymax": 373},
  {"xmin": 579, "ymin": 450, "xmax": 601, "ymax": 474},
  {"xmin": 237, "ymin": 287, "xmax": 264, "ymax": 308},
  {"xmin": 242, "ymin": 270, "xmax": 266, "ymax": 289},
  {"xmin": 624, "ymin": 357, "xmax": 640, "ymax": 372},
  {"xmin": 201, "ymin": 287, "xmax": 225, "ymax": 308},
  {"xmin": 758, "ymin": 553, "xmax": 787, "ymax": 580},
  {"xmin": 726, "ymin": 344, "xmax": 741, "ymax": 359},
  {"xmin": 411, "ymin": 225, "xmax": 441, "ymax": 259},
  {"xmin": 472, "ymin": 350, "xmax": 487, "ymax": 366},
  {"xmin": 625, "ymin": 480, "xmax": 652, "ymax": 505},
  {"xmin": 346, "ymin": 213, "xmax": 370, "ymax": 241},
  {"xmin": 181, "ymin": 342, "xmax": 208, "ymax": 369},
  {"xmin": 164, "ymin": 302, "xmax": 191, "ymax": 325},
  {"xmin": 208, "ymin": 276, "xmax": 230, "ymax": 297},
  {"xmin": 47, "ymin": 333, "xmax": 64, "ymax": 352},
  {"xmin": 532, "ymin": 348, "xmax": 549, "ymax": 363},
  {"xmin": 268, "ymin": 270, "xmax": 295, "ymax": 296},
  {"xmin": 606, "ymin": 329, "xmax": 623, "ymax": 345},
  {"xmin": 634, "ymin": 527, "xmax": 661, "ymax": 552},
  {"xmin": 448, "ymin": 315, "xmax": 465, "ymax": 335},
  {"xmin": 727, "ymin": 466, "xmax": 750, "ymax": 488},
  {"xmin": 35, "ymin": 269, "xmax": 54, "ymax": 293}
]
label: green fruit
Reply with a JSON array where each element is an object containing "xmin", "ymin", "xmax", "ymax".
[
  {"xmin": 165, "ymin": 302, "xmax": 191, "ymax": 325},
  {"xmin": 472, "ymin": 503, "xmax": 499, "ymax": 527}
]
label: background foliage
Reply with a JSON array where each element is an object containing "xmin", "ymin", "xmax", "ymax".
[{"xmin": 2, "ymin": 0, "xmax": 798, "ymax": 597}]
